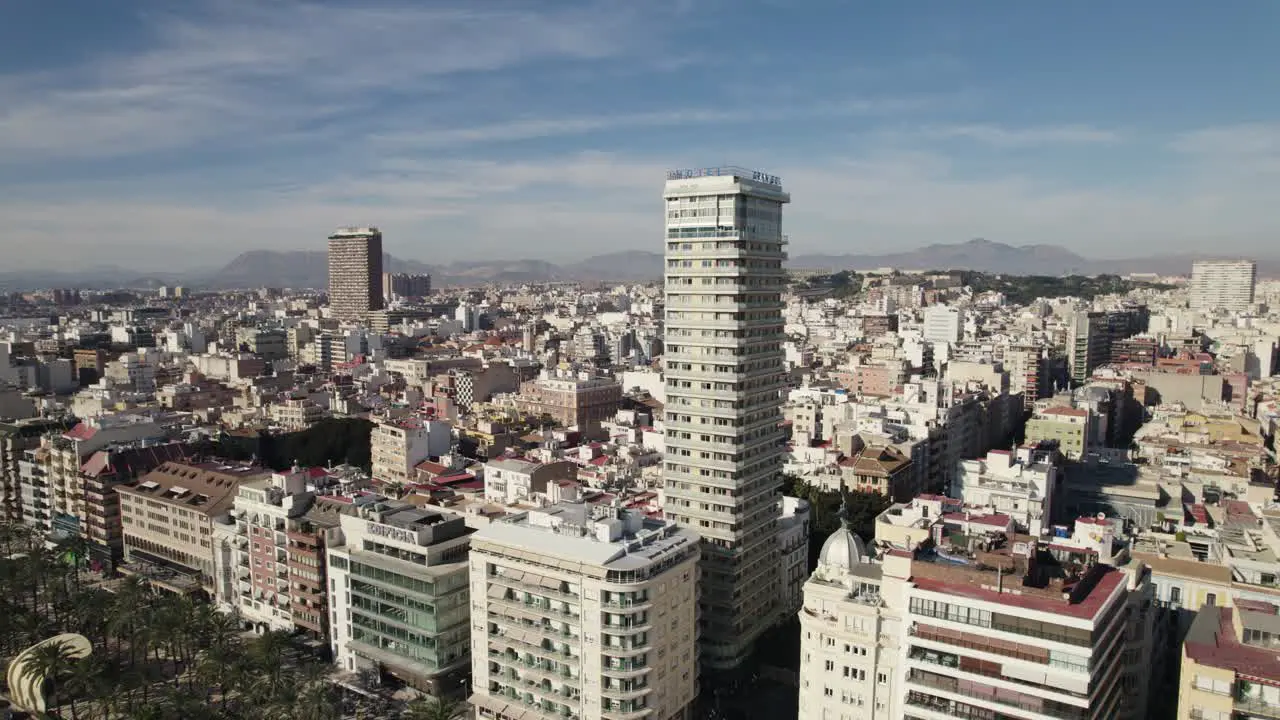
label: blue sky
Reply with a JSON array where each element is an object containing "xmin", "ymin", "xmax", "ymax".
[{"xmin": 1, "ymin": 0, "xmax": 1278, "ymax": 271}]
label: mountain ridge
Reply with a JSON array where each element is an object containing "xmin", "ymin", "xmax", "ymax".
[{"xmin": 0, "ymin": 239, "xmax": 1272, "ymax": 291}]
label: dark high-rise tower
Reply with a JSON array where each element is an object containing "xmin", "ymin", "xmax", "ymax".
[{"xmin": 327, "ymin": 227, "xmax": 383, "ymax": 321}]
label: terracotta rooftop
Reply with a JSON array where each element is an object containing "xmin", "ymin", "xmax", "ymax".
[
  {"xmin": 911, "ymin": 563, "xmax": 1125, "ymax": 621},
  {"xmin": 1185, "ymin": 607, "xmax": 1280, "ymax": 682}
]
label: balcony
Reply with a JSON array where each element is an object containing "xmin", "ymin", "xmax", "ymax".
[
  {"xmin": 906, "ymin": 671, "xmax": 1088, "ymax": 720},
  {"xmin": 1236, "ymin": 695, "xmax": 1280, "ymax": 719}
]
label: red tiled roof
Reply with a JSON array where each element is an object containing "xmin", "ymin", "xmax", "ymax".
[
  {"xmin": 1186, "ymin": 607, "xmax": 1280, "ymax": 682},
  {"xmin": 415, "ymin": 460, "xmax": 450, "ymax": 475},
  {"xmin": 912, "ymin": 565, "xmax": 1125, "ymax": 620},
  {"xmin": 64, "ymin": 423, "xmax": 97, "ymax": 441}
]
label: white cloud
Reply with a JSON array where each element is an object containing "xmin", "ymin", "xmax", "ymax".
[
  {"xmin": 918, "ymin": 123, "xmax": 1123, "ymax": 147},
  {"xmin": 0, "ymin": 1, "xmax": 654, "ymax": 162},
  {"xmin": 374, "ymin": 97, "xmax": 939, "ymax": 149},
  {"xmin": 3, "ymin": 139, "xmax": 1279, "ymax": 271}
]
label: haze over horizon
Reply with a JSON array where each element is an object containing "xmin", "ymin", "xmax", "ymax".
[{"xmin": 2, "ymin": 0, "xmax": 1279, "ymax": 272}]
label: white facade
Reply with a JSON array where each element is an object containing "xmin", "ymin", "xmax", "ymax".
[
  {"xmin": 1190, "ymin": 260, "xmax": 1256, "ymax": 311},
  {"xmin": 952, "ymin": 447, "xmax": 1057, "ymax": 536},
  {"xmin": 327, "ymin": 503, "xmax": 472, "ymax": 694},
  {"xmin": 468, "ymin": 502, "xmax": 700, "ymax": 720},
  {"xmin": 778, "ymin": 496, "xmax": 811, "ymax": 622},
  {"xmin": 798, "ymin": 521, "xmax": 901, "ymax": 720},
  {"xmin": 370, "ymin": 417, "xmax": 452, "ymax": 485},
  {"xmin": 922, "ymin": 304, "xmax": 964, "ymax": 345},
  {"xmin": 661, "ymin": 166, "xmax": 789, "ymax": 670}
]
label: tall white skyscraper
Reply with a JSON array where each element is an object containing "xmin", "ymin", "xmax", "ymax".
[
  {"xmin": 661, "ymin": 166, "xmax": 789, "ymax": 672},
  {"xmin": 1189, "ymin": 259, "xmax": 1256, "ymax": 311}
]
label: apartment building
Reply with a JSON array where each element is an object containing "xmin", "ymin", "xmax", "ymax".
[
  {"xmin": 923, "ymin": 305, "xmax": 965, "ymax": 345},
  {"xmin": 327, "ymin": 502, "xmax": 473, "ymax": 695},
  {"xmin": 228, "ymin": 471, "xmax": 318, "ymax": 633},
  {"xmin": 798, "ymin": 505, "xmax": 898, "ymax": 720},
  {"xmin": 0, "ymin": 418, "xmax": 68, "ymax": 523},
  {"xmin": 778, "ymin": 496, "xmax": 812, "ymax": 623},
  {"xmin": 1177, "ymin": 603, "xmax": 1280, "ymax": 719},
  {"xmin": 1189, "ymin": 260, "xmax": 1256, "ymax": 312},
  {"xmin": 43, "ymin": 415, "xmax": 164, "ymax": 539},
  {"xmin": 371, "ymin": 417, "xmax": 452, "ymax": 485},
  {"xmin": 482, "ymin": 457, "xmax": 579, "ymax": 505},
  {"xmin": 800, "ymin": 494, "xmax": 1155, "ymax": 720},
  {"xmin": 328, "ymin": 226, "xmax": 384, "ymax": 322},
  {"xmin": 952, "ymin": 446, "xmax": 1058, "ymax": 535},
  {"xmin": 79, "ymin": 442, "xmax": 191, "ymax": 570},
  {"xmin": 118, "ymin": 461, "xmax": 268, "ymax": 595},
  {"xmin": 270, "ymin": 397, "xmax": 326, "ymax": 431},
  {"xmin": 468, "ymin": 502, "xmax": 701, "ymax": 720},
  {"xmin": 889, "ymin": 498, "xmax": 1152, "ymax": 720},
  {"xmin": 1025, "ymin": 406, "xmax": 1091, "ymax": 460},
  {"xmin": 382, "ymin": 272, "xmax": 432, "ymax": 302},
  {"xmin": 662, "ymin": 165, "xmax": 790, "ymax": 671},
  {"xmin": 513, "ymin": 368, "xmax": 622, "ymax": 437}
]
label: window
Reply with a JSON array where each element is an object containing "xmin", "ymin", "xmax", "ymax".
[
  {"xmin": 1205, "ymin": 593, "xmax": 1217, "ymax": 606},
  {"xmin": 824, "ymin": 660, "xmax": 834, "ymax": 671},
  {"xmin": 1169, "ymin": 587, "xmax": 1182, "ymax": 605}
]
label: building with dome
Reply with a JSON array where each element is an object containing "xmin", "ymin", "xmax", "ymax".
[
  {"xmin": 799, "ymin": 492, "xmax": 1157, "ymax": 720},
  {"xmin": 797, "ymin": 494, "xmax": 904, "ymax": 720}
]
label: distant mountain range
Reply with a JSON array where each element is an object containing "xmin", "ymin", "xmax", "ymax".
[{"xmin": 0, "ymin": 239, "xmax": 1272, "ymax": 291}]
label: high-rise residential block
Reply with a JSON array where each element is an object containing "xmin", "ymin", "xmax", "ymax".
[
  {"xmin": 382, "ymin": 272, "xmax": 432, "ymax": 302},
  {"xmin": 661, "ymin": 166, "xmax": 789, "ymax": 671},
  {"xmin": 468, "ymin": 502, "xmax": 701, "ymax": 720},
  {"xmin": 327, "ymin": 227, "xmax": 384, "ymax": 321},
  {"xmin": 1189, "ymin": 259, "xmax": 1256, "ymax": 312}
]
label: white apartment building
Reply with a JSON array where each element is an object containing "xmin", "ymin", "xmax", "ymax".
[
  {"xmin": 370, "ymin": 417, "xmax": 452, "ymax": 485},
  {"xmin": 468, "ymin": 502, "xmax": 701, "ymax": 720},
  {"xmin": 778, "ymin": 496, "xmax": 812, "ymax": 622},
  {"xmin": 798, "ymin": 510, "xmax": 900, "ymax": 720},
  {"xmin": 922, "ymin": 305, "xmax": 964, "ymax": 345},
  {"xmin": 952, "ymin": 446, "xmax": 1057, "ymax": 536},
  {"xmin": 825, "ymin": 495, "xmax": 1155, "ymax": 720},
  {"xmin": 327, "ymin": 502, "xmax": 472, "ymax": 695},
  {"xmin": 661, "ymin": 165, "xmax": 789, "ymax": 670},
  {"xmin": 270, "ymin": 397, "xmax": 326, "ymax": 431},
  {"xmin": 1190, "ymin": 260, "xmax": 1256, "ymax": 311},
  {"xmin": 483, "ymin": 457, "xmax": 579, "ymax": 506}
]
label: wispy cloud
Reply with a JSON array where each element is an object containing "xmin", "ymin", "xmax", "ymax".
[
  {"xmin": 918, "ymin": 123, "xmax": 1123, "ymax": 148},
  {"xmin": 0, "ymin": 1, "xmax": 660, "ymax": 163},
  {"xmin": 375, "ymin": 97, "xmax": 942, "ymax": 149}
]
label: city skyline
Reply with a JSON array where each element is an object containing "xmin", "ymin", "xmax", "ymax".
[{"xmin": 3, "ymin": 0, "xmax": 1280, "ymax": 270}]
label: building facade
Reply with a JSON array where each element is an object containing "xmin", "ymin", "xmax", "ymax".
[
  {"xmin": 326, "ymin": 502, "xmax": 472, "ymax": 695},
  {"xmin": 468, "ymin": 502, "xmax": 701, "ymax": 720},
  {"xmin": 370, "ymin": 417, "xmax": 452, "ymax": 486},
  {"xmin": 382, "ymin": 272, "xmax": 432, "ymax": 302},
  {"xmin": 118, "ymin": 461, "xmax": 267, "ymax": 595},
  {"xmin": 1189, "ymin": 260, "xmax": 1256, "ymax": 312},
  {"xmin": 661, "ymin": 166, "xmax": 790, "ymax": 672},
  {"xmin": 328, "ymin": 226, "xmax": 385, "ymax": 322}
]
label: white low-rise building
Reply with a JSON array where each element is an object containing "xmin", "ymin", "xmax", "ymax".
[{"xmin": 952, "ymin": 446, "xmax": 1058, "ymax": 535}]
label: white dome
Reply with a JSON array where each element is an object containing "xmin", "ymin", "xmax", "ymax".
[{"xmin": 817, "ymin": 525, "xmax": 866, "ymax": 571}]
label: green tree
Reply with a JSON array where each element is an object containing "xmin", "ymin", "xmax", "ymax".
[
  {"xmin": 405, "ymin": 696, "xmax": 464, "ymax": 720},
  {"xmin": 21, "ymin": 639, "xmax": 78, "ymax": 716}
]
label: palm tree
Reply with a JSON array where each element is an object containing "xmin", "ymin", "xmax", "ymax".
[
  {"xmin": 21, "ymin": 640, "xmax": 78, "ymax": 716},
  {"xmin": 404, "ymin": 695, "xmax": 463, "ymax": 720},
  {"xmin": 288, "ymin": 664, "xmax": 339, "ymax": 720},
  {"xmin": 63, "ymin": 655, "xmax": 108, "ymax": 720}
]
